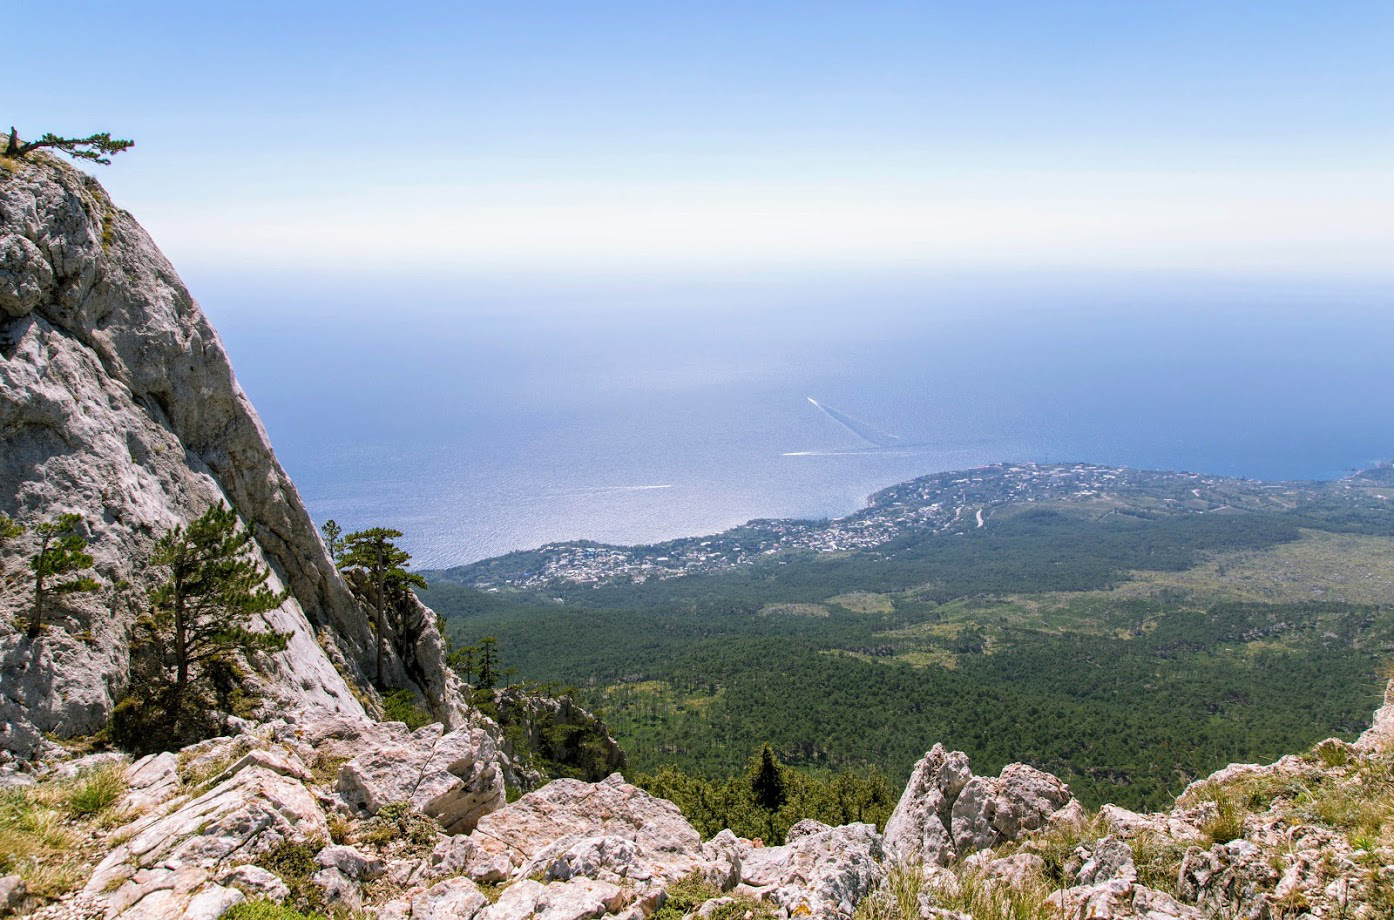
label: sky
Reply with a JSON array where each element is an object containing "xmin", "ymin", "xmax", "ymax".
[{"xmin": 7, "ymin": 1, "xmax": 1394, "ymax": 283}]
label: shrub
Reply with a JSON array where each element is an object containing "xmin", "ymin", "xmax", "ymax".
[
  {"xmin": 853, "ymin": 863, "xmax": 924, "ymax": 920},
  {"xmin": 63, "ymin": 765, "xmax": 127, "ymax": 818},
  {"xmin": 381, "ymin": 689, "xmax": 433, "ymax": 730},
  {"xmin": 1130, "ymin": 832, "xmax": 1190, "ymax": 896},
  {"xmin": 651, "ymin": 871, "xmax": 723, "ymax": 920},
  {"xmin": 253, "ymin": 840, "xmax": 325, "ymax": 914},
  {"xmin": 357, "ymin": 801, "xmax": 440, "ymax": 850},
  {"xmin": 0, "ymin": 787, "xmax": 84, "ymax": 899},
  {"xmin": 224, "ymin": 900, "xmax": 327, "ymax": 920},
  {"xmin": 1199, "ymin": 794, "xmax": 1247, "ymax": 846},
  {"xmin": 923, "ymin": 863, "xmax": 1055, "ymax": 920}
]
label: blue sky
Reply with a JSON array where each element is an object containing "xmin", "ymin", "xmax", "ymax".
[{"xmin": 8, "ymin": 1, "xmax": 1394, "ymax": 281}]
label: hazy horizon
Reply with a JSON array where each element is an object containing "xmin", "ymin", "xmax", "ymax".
[{"xmin": 9, "ymin": 0, "xmax": 1394, "ymax": 286}]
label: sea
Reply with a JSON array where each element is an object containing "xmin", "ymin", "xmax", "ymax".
[{"xmin": 197, "ymin": 271, "xmax": 1394, "ymax": 570}]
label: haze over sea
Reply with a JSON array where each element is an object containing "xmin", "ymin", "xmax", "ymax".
[{"xmin": 199, "ymin": 272, "xmax": 1394, "ymax": 570}]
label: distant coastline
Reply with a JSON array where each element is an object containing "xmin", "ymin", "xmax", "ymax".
[{"xmin": 428, "ymin": 460, "xmax": 1391, "ymax": 592}]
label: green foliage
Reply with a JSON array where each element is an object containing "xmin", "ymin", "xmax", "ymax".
[
  {"xmin": 63, "ymin": 765, "xmax": 128, "ymax": 818},
  {"xmin": 357, "ymin": 800, "xmax": 441, "ymax": 850},
  {"xmin": 491, "ymin": 684, "xmax": 625, "ymax": 783},
  {"xmin": 320, "ymin": 519, "xmax": 344, "ymax": 562},
  {"xmin": 651, "ymin": 871, "xmax": 723, "ymax": 920},
  {"xmin": 0, "ymin": 513, "xmax": 22, "ymax": 550},
  {"xmin": 639, "ymin": 747, "xmax": 894, "ymax": 845},
  {"xmin": 750, "ymin": 745, "xmax": 787, "ymax": 811},
  {"xmin": 381, "ymin": 689, "xmax": 433, "ymax": 730},
  {"xmin": 339, "ymin": 527, "xmax": 427, "ymax": 686},
  {"xmin": 116, "ymin": 504, "xmax": 289, "ymax": 752},
  {"xmin": 4, "ymin": 127, "xmax": 134, "ymax": 165},
  {"xmin": 224, "ymin": 900, "xmax": 327, "ymax": 920},
  {"xmin": 254, "ymin": 839, "xmax": 326, "ymax": 915},
  {"xmin": 25, "ymin": 513, "xmax": 99, "ymax": 638}
]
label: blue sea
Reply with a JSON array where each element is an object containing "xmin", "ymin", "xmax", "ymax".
[{"xmin": 198, "ymin": 271, "xmax": 1394, "ymax": 570}]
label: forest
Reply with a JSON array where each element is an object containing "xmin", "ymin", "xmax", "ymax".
[{"xmin": 426, "ymin": 477, "xmax": 1394, "ymax": 814}]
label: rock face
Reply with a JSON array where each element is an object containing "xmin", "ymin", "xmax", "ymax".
[
  {"xmin": 469, "ymin": 773, "xmax": 713, "ymax": 885},
  {"xmin": 0, "ymin": 153, "xmax": 467, "ymax": 751},
  {"xmin": 739, "ymin": 821, "xmax": 884, "ymax": 919},
  {"xmin": 883, "ymin": 744, "xmax": 1075, "ymax": 866},
  {"xmin": 336, "ymin": 721, "xmax": 506, "ymax": 834}
]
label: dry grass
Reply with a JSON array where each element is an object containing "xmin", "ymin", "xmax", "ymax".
[{"xmin": 0, "ymin": 763, "xmax": 130, "ymax": 901}]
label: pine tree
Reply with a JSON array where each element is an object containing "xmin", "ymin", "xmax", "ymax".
[
  {"xmin": 476, "ymin": 637, "xmax": 500, "ymax": 690},
  {"xmin": 339, "ymin": 528, "xmax": 426, "ymax": 686},
  {"xmin": 27, "ymin": 514, "xmax": 100, "ymax": 638},
  {"xmin": 5, "ymin": 128, "xmax": 133, "ymax": 165},
  {"xmin": 750, "ymin": 744, "xmax": 788, "ymax": 812},
  {"xmin": 136, "ymin": 504, "xmax": 289, "ymax": 733},
  {"xmin": 320, "ymin": 519, "xmax": 344, "ymax": 562},
  {"xmin": 446, "ymin": 638, "xmax": 477, "ymax": 684}
]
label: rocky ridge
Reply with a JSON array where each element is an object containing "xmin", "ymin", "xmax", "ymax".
[{"xmin": 5, "ymin": 685, "xmax": 1394, "ymax": 919}]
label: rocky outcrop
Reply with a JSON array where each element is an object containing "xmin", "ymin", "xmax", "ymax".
[
  {"xmin": 738, "ymin": 821, "xmax": 884, "ymax": 919},
  {"xmin": 0, "ymin": 153, "xmax": 469, "ymax": 750},
  {"xmin": 336, "ymin": 721, "xmax": 506, "ymax": 834},
  {"xmin": 468, "ymin": 774, "xmax": 715, "ymax": 886},
  {"xmin": 883, "ymin": 744, "xmax": 1076, "ymax": 866}
]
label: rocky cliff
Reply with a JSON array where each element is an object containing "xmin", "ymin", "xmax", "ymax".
[{"xmin": 0, "ymin": 153, "xmax": 469, "ymax": 754}]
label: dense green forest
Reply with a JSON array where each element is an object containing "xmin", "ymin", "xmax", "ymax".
[{"xmin": 426, "ymin": 471, "xmax": 1394, "ymax": 814}]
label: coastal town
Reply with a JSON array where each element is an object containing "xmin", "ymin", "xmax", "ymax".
[{"xmin": 448, "ymin": 461, "xmax": 1332, "ymax": 591}]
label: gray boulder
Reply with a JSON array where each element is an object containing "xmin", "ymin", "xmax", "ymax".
[
  {"xmin": 468, "ymin": 773, "xmax": 710, "ymax": 885},
  {"xmin": 883, "ymin": 744, "xmax": 972, "ymax": 865},
  {"xmin": 739, "ymin": 821, "xmax": 884, "ymax": 920},
  {"xmin": 884, "ymin": 744, "xmax": 1074, "ymax": 865},
  {"xmin": 950, "ymin": 763, "xmax": 1073, "ymax": 853},
  {"xmin": 336, "ymin": 721, "xmax": 506, "ymax": 833}
]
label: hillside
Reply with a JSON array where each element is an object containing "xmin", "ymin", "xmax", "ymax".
[{"xmin": 429, "ymin": 462, "xmax": 1394, "ymax": 810}]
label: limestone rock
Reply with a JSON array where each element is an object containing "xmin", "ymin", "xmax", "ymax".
[
  {"xmin": 316, "ymin": 843, "xmax": 386, "ymax": 881},
  {"xmin": 882, "ymin": 744, "xmax": 972, "ymax": 866},
  {"xmin": 120, "ymin": 752, "xmax": 181, "ymax": 811},
  {"xmin": 1176, "ymin": 840, "xmax": 1278, "ymax": 920},
  {"xmin": 739, "ymin": 821, "xmax": 884, "ymax": 919},
  {"xmin": 0, "ymin": 154, "xmax": 469, "ymax": 752},
  {"xmin": 475, "ymin": 877, "xmax": 628, "ymax": 920},
  {"xmin": 1076, "ymin": 836, "xmax": 1137, "ymax": 886},
  {"xmin": 1097, "ymin": 804, "xmax": 1203, "ymax": 844},
  {"xmin": 884, "ymin": 744, "xmax": 1073, "ymax": 865},
  {"xmin": 215, "ymin": 865, "xmax": 289, "ymax": 902},
  {"xmin": 84, "ymin": 763, "xmax": 327, "ymax": 917},
  {"xmin": 312, "ymin": 866, "xmax": 362, "ymax": 911},
  {"xmin": 428, "ymin": 834, "xmax": 482, "ymax": 879},
  {"xmin": 469, "ymin": 774, "xmax": 708, "ymax": 884},
  {"xmin": 409, "ymin": 876, "xmax": 490, "ymax": 920},
  {"xmin": 950, "ymin": 763, "xmax": 1073, "ymax": 853},
  {"xmin": 980, "ymin": 852, "xmax": 1047, "ymax": 889},
  {"xmin": 336, "ymin": 721, "xmax": 505, "ymax": 833},
  {"xmin": 1049, "ymin": 880, "xmax": 1205, "ymax": 920},
  {"xmin": 0, "ymin": 875, "xmax": 24, "ymax": 915},
  {"xmin": 1355, "ymin": 678, "xmax": 1394, "ymax": 752}
]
